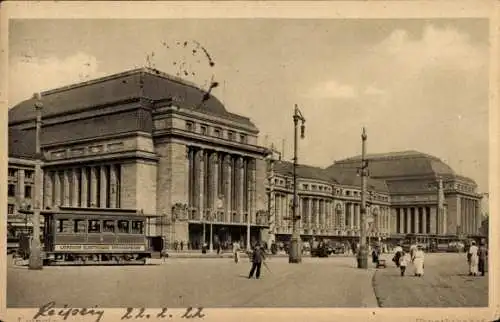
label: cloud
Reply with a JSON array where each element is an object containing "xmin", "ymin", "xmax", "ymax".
[
  {"xmin": 372, "ymin": 25, "xmax": 486, "ymax": 78},
  {"xmin": 9, "ymin": 52, "xmax": 106, "ymax": 106},
  {"xmin": 305, "ymin": 80, "xmax": 357, "ymax": 99},
  {"xmin": 364, "ymin": 85, "xmax": 386, "ymax": 96}
]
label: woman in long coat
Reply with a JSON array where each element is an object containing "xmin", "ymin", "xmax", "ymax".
[{"xmin": 413, "ymin": 245, "xmax": 425, "ymax": 277}]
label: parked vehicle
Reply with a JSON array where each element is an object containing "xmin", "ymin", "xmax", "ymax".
[{"xmin": 36, "ymin": 206, "xmax": 152, "ymax": 266}]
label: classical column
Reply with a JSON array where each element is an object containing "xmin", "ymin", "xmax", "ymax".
[
  {"xmin": 100, "ymin": 166, "xmax": 108, "ymax": 208},
  {"xmin": 249, "ymin": 158, "xmax": 256, "ymax": 224},
  {"xmin": 71, "ymin": 169, "xmax": 79, "ymax": 207},
  {"xmin": 430, "ymin": 206, "xmax": 437, "ymax": 234},
  {"xmin": 307, "ymin": 198, "xmax": 312, "ymax": 228},
  {"xmin": 357, "ymin": 203, "xmax": 361, "ymax": 230},
  {"xmin": 81, "ymin": 168, "xmax": 89, "ymax": 207},
  {"xmin": 469, "ymin": 199, "xmax": 475, "ymax": 234},
  {"xmin": 422, "ymin": 207, "xmax": 427, "ymax": 234},
  {"xmin": 236, "ymin": 156, "xmax": 245, "ymax": 222},
  {"xmin": 443, "ymin": 206, "xmax": 448, "ymax": 235},
  {"xmin": 349, "ymin": 203, "xmax": 354, "ymax": 229},
  {"xmin": 89, "ymin": 167, "xmax": 98, "ymax": 207},
  {"xmin": 463, "ymin": 199, "xmax": 467, "ymax": 234},
  {"xmin": 315, "ymin": 199, "xmax": 320, "ymax": 227},
  {"xmin": 62, "ymin": 170, "xmax": 70, "ymax": 206},
  {"xmin": 223, "ymin": 154, "xmax": 232, "ymax": 222},
  {"xmin": 43, "ymin": 171, "xmax": 53, "ymax": 208},
  {"xmin": 414, "ymin": 207, "xmax": 419, "ymax": 234},
  {"xmin": 475, "ymin": 200, "xmax": 481, "ymax": 233},
  {"xmin": 326, "ymin": 200, "xmax": 330, "ymax": 230},
  {"xmin": 109, "ymin": 165, "xmax": 118, "ymax": 208},
  {"xmin": 211, "ymin": 151, "xmax": 219, "ymax": 217},
  {"xmin": 197, "ymin": 149, "xmax": 205, "ymax": 221},
  {"xmin": 403, "ymin": 208, "xmax": 409, "ymax": 233},
  {"xmin": 53, "ymin": 171, "xmax": 61, "ymax": 207}
]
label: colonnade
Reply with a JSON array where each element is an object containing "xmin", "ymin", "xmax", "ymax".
[
  {"xmin": 395, "ymin": 206, "xmax": 433, "ymax": 234},
  {"xmin": 187, "ymin": 147, "xmax": 257, "ymax": 224},
  {"xmin": 43, "ymin": 164, "xmax": 121, "ymax": 209},
  {"xmin": 272, "ymin": 196, "xmax": 390, "ymax": 235},
  {"xmin": 460, "ymin": 197, "xmax": 481, "ymax": 235}
]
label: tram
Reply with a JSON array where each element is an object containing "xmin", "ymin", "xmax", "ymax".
[
  {"xmin": 404, "ymin": 233, "xmax": 471, "ymax": 253},
  {"xmin": 31, "ymin": 207, "xmax": 152, "ymax": 265}
]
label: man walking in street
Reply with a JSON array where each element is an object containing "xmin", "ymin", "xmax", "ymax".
[{"xmin": 248, "ymin": 244, "xmax": 266, "ymax": 279}]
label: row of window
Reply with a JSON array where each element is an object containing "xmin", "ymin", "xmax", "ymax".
[
  {"xmin": 185, "ymin": 121, "xmax": 248, "ymax": 143},
  {"xmin": 56, "ymin": 219, "xmax": 144, "ymax": 234},
  {"xmin": 8, "ymin": 184, "xmax": 33, "ymax": 198},
  {"xmin": 272, "ymin": 180, "xmax": 390, "ymax": 202},
  {"xmin": 8, "ymin": 168, "xmax": 34, "ymax": 179}
]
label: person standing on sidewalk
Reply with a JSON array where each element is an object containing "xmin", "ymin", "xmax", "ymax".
[{"xmin": 248, "ymin": 244, "xmax": 266, "ymax": 279}]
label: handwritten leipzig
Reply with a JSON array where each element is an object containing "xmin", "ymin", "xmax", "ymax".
[{"xmin": 32, "ymin": 302, "xmax": 205, "ymax": 322}]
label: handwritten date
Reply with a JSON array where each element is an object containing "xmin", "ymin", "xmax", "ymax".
[{"xmin": 121, "ymin": 307, "xmax": 205, "ymax": 320}]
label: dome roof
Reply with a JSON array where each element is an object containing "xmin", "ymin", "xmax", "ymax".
[
  {"xmin": 273, "ymin": 160, "xmax": 389, "ymax": 193},
  {"xmin": 328, "ymin": 150, "xmax": 457, "ymax": 179},
  {"xmin": 8, "ymin": 68, "xmax": 255, "ymax": 128}
]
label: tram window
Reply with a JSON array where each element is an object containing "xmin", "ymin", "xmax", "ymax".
[
  {"xmin": 117, "ymin": 220, "xmax": 129, "ymax": 233},
  {"xmin": 74, "ymin": 219, "xmax": 86, "ymax": 233},
  {"xmin": 103, "ymin": 220, "xmax": 115, "ymax": 233},
  {"xmin": 131, "ymin": 221, "xmax": 144, "ymax": 234},
  {"xmin": 88, "ymin": 220, "xmax": 101, "ymax": 233},
  {"xmin": 57, "ymin": 219, "xmax": 73, "ymax": 233}
]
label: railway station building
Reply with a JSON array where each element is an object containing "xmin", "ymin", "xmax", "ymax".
[
  {"xmin": 8, "ymin": 68, "xmax": 269, "ymax": 250},
  {"xmin": 267, "ymin": 151, "xmax": 484, "ymax": 246},
  {"xmin": 8, "ymin": 67, "xmax": 485, "ymax": 250}
]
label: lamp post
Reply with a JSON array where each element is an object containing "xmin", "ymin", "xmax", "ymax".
[
  {"xmin": 289, "ymin": 104, "xmax": 305, "ymax": 264},
  {"xmin": 357, "ymin": 127, "xmax": 369, "ymax": 269},
  {"xmin": 29, "ymin": 93, "xmax": 43, "ymax": 270}
]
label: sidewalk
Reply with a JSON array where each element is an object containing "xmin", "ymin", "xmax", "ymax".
[{"xmin": 154, "ymin": 250, "xmax": 291, "ymax": 259}]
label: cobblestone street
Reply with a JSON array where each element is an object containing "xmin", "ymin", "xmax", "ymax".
[
  {"xmin": 7, "ymin": 253, "xmax": 487, "ymax": 308},
  {"xmin": 373, "ymin": 252, "xmax": 488, "ymax": 307}
]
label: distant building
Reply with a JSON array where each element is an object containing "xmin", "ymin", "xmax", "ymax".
[{"xmin": 266, "ymin": 151, "xmax": 484, "ymax": 245}]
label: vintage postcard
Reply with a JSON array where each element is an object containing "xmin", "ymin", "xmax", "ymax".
[{"xmin": 0, "ymin": 1, "xmax": 498, "ymax": 322}]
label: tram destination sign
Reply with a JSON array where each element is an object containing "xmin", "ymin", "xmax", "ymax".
[{"xmin": 54, "ymin": 244, "xmax": 146, "ymax": 251}]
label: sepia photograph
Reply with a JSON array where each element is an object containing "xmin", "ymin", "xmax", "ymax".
[{"xmin": 1, "ymin": 2, "xmax": 497, "ymax": 322}]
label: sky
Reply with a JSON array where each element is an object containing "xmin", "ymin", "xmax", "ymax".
[{"xmin": 8, "ymin": 18, "xmax": 490, "ymax": 202}]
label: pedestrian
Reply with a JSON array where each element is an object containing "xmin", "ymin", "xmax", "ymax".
[
  {"xmin": 393, "ymin": 243, "xmax": 403, "ymax": 267},
  {"xmin": 413, "ymin": 245, "xmax": 425, "ymax": 277},
  {"xmin": 233, "ymin": 241, "xmax": 240, "ymax": 263},
  {"xmin": 467, "ymin": 240, "xmax": 479, "ymax": 276},
  {"xmin": 372, "ymin": 247, "xmax": 380, "ymax": 266},
  {"xmin": 399, "ymin": 251, "xmax": 410, "ymax": 276},
  {"xmin": 478, "ymin": 239, "xmax": 488, "ymax": 276},
  {"xmin": 248, "ymin": 244, "xmax": 266, "ymax": 279},
  {"xmin": 180, "ymin": 241, "xmax": 184, "ymax": 251}
]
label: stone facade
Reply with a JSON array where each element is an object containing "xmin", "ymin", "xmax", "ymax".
[
  {"xmin": 7, "ymin": 68, "xmax": 485, "ymax": 249},
  {"xmin": 265, "ymin": 150, "xmax": 484, "ymax": 246},
  {"xmin": 8, "ymin": 68, "xmax": 269, "ymax": 250}
]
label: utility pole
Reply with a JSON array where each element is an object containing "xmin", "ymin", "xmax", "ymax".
[
  {"xmin": 30, "ymin": 93, "xmax": 44, "ymax": 270},
  {"xmin": 289, "ymin": 104, "xmax": 305, "ymax": 264},
  {"xmin": 357, "ymin": 127, "xmax": 368, "ymax": 269}
]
